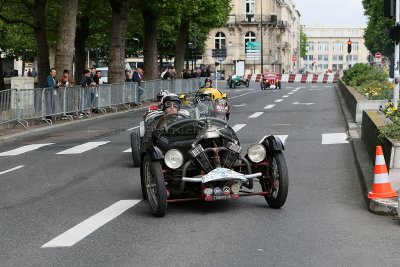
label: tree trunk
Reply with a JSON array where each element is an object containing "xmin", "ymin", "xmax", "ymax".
[
  {"xmin": 0, "ymin": 57, "xmax": 5, "ymax": 91},
  {"xmin": 74, "ymin": 13, "xmax": 91, "ymax": 81},
  {"xmin": 174, "ymin": 19, "xmax": 190, "ymax": 77},
  {"xmin": 109, "ymin": 0, "xmax": 129, "ymax": 83},
  {"xmin": 31, "ymin": 0, "xmax": 50, "ymax": 88},
  {"xmin": 55, "ymin": 0, "xmax": 78, "ymax": 80},
  {"xmin": 142, "ymin": 8, "xmax": 158, "ymax": 80}
]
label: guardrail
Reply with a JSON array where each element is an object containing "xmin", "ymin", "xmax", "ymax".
[{"xmin": 0, "ymin": 77, "xmax": 206, "ymax": 129}]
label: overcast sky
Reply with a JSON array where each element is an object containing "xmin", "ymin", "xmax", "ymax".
[{"xmin": 293, "ymin": 0, "xmax": 368, "ymax": 28}]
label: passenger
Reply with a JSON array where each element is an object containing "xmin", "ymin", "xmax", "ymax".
[{"xmin": 203, "ymin": 77, "xmax": 213, "ymax": 88}]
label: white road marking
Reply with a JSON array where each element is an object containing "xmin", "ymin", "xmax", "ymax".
[
  {"xmin": 259, "ymin": 135, "xmax": 288, "ymax": 144},
  {"xmin": 232, "ymin": 103, "xmax": 247, "ymax": 107},
  {"xmin": 275, "ymin": 99, "xmax": 284, "ymax": 103},
  {"xmin": 0, "ymin": 144, "xmax": 54, "ymax": 156},
  {"xmin": 126, "ymin": 126, "xmax": 139, "ymax": 131},
  {"xmin": 272, "ymin": 124, "xmax": 290, "ymax": 126},
  {"xmin": 292, "ymin": 102, "xmax": 314, "ymax": 105},
  {"xmin": 230, "ymin": 90, "xmax": 257, "ymax": 99},
  {"xmin": 56, "ymin": 141, "xmax": 110, "ymax": 154},
  {"xmin": 282, "ymin": 95, "xmax": 289, "ymax": 98},
  {"xmin": 0, "ymin": 165, "xmax": 24, "ymax": 176},
  {"xmin": 248, "ymin": 112, "xmax": 264, "ymax": 118},
  {"xmin": 264, "ymin": 104, "xmax": 275, "ymax": 109},
  {"xmin": 232, "ymin": 124, "xmax": 246, "ymax": 132},
  {"xmin": 322, "ymin": 133, "xmax": 349, "ymax": 144},
  {"xmin": 123, "ymin": 148, "xmax": 131, "ymax": 153},
  {"xmin": 324, "ymin": 85, "xmax": 331, "ymax": 88},
  {"xmin": 309, "ymin": 89, "xmax": 323, "ymax": 91},
  {"xmin": 288, "ymin": 92, "xmax": 294, "ymax": 95},
  {"xmin": 42, "ymin": 200, "xmax": 141, "ymax": 248}
]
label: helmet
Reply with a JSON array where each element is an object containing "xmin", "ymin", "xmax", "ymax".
[
  {"xmin": 156, "ymin": 89, "xmax": 169, "ymax": 102},
  {"xmin": 178, "ymin": 94, "xmax": 186, "ymax": 101},
  {"xmin": 161, "ymin": 94, "xmax": 180, "ymax": 111},
  {"xmin": 204, "ymin": 77, "xmax": 212, "ymax": 86}
]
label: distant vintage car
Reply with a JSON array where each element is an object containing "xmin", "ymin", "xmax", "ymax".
[
  {"xmin": 261, "ymin": 73, "xmax": 281, "ymax": 90},
  {"xmin": 226, "ymin": 74, "xmax": 250, "ymax": 88}
]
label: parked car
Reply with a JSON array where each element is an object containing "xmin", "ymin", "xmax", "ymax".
[{"xmin": 260, "ymin": 73, "xmax": 281, "ymax": 90}]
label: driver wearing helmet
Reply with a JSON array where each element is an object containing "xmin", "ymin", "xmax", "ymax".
[
  {"xmin": 204, "ymin": 77, "xmax": 212, "ymax": 88},
  {"xmin": 161, "ymin": 94, "xmax": 180, "ymax": 115}
]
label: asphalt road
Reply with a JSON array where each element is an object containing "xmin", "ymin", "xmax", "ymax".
[{"xmin": 1, "ymin": 82, "xmax": 399, "ymax": 266}]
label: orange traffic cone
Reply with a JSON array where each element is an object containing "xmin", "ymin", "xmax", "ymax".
[{"xmin": 368, "ymin": 146, "xmax": 397, "ymax": 199}]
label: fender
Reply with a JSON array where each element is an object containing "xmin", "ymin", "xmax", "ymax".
[
  {"xmin": 142, "ymin": 144, "xmax": 164, "ymax": 161},
  {"xmin": 262, "ymin": 135, "xmax": 285, "ymax": 151}
]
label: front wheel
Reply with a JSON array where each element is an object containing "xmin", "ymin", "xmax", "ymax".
[
  {"xmin": 142, "ymin": 155, "xmax": 167, "ymax": 217},
  {"xmin": 261, "ymin": 151, "xmax": 288, "ymax": 208},
  {"xmin": 130, "ymin": 132, "xmax": 141, "ymax": 167}
]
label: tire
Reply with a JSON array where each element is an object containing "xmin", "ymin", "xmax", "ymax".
[
  {"xmin": 260, "ymin": 151, "xmax": 288, "ymax": 209},
  {"xmin": 232, "ymin": 82, "xmax": 236, "ymax": 88},
  {"xmin": 245, "ymin": 80, "xmax": 250, "ymax": 87},
  {"xmin": 130, "ymin": 132, "xmax": 141, "ymax": 167},
  {"xmin": 142, "ymin": 155, "xmax": 167, "ymax": 217}
]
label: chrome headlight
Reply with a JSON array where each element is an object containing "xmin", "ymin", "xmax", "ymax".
[
  {"xmin": 247, "ymin": 144, "xmax": 266, "ymax": 163},
  {"xmin": 164, "ymin": 149, "xmax": 184, "ymax": 169}
]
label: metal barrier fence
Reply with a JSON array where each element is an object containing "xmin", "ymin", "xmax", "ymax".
[{"xmin": 0, "ymin": 77, "xmax": 206, "ymax": 128}]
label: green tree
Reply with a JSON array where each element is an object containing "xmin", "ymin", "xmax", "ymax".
[
  {"xmin": 300, "ymin": 29, "xmax": 307, "ymax": 58},
  {"xmin": 362, "ymin": 0, "xmax": 394, "ymax": 57}
]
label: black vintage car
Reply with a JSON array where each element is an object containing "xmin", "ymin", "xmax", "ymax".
[{"xmin": 130, "ymin": 99, "xmax": 288, "ymax": 217}]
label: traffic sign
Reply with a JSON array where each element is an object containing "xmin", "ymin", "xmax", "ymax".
[
  {"xmin": 217, "ymin": 57, "xmax": 226, "ymax": 61},
  {"xmin": 246, "ymin": 41, "xmax": 260, "ymax": 54},
  {"xmin": 212, "ymin": 49, "xmax": 227, "ymax": 58},
  {"xmin": 292, "ymin": 55, "xmax": 297, "ymax": 62},
  {"xmin": 375, "ymin": 52, "xmax": 382, "ymax": 59}
]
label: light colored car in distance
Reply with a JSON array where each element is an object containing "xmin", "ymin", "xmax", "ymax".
[{"xmin": 96, "ymin": 67, "xmax": 108, "ymax": 84}]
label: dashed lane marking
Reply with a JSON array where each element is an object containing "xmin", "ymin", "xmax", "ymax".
[
  {"xmin": 56, "ymin": 141, "xmax": 110, "ymax": 154},
  {"xmin": 42, "ymin": 200, "xmax": 141, "ymax": 248},
  {"xmin": 230, "ymin": 90, "xmax": 258, "ymax": 99},
  {"xmin": 264, "ymin": 104, "xmax": 275, "ymax": 109},
  {"xmin": 0, "ymin": 144, "xmax": 54, "ymax": 156},
  {"xmin": 282, "ymin": 95, "xmax": 289, "ymax": 98},
  {"xmin": 248, "ymin": 112, "xmax": 264, "ymax": 118},
  {"xmin": 288, "ymin": 92, "xmax": 294, "ymax": 95},
  {"xmin": 123, "ymin": 148, "xmax": 131, "ymax": 153},
  {"xmin": 0, "ymin": 165, "xmax": 24, "ymax": 176},
  {"xmin": 275, "ymin": 99, "xmax": 284, "ymax": 102},
  {"xmin": 322, "ymin": 133, "xmax": 349, "ymax": 144},
  {"xmin": 232, "ymin": 124, "xmax": 246, "ymax": 132},
  {"xmin": 126, "ymin": 126, "xmax": 139, "ymax": 131}
]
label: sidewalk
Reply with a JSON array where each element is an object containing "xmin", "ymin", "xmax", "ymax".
[{"xmin": 335, "ymin": 85, "xmax": 398, "ymax": 216}]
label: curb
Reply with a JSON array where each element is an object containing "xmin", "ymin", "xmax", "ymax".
[{"xmin": 334, "ymin": 84, "xmax": 398, "ymax": 216}]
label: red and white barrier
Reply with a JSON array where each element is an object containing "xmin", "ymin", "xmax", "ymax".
[{"xmin": 243, "ymin": 74, "xmax": 340, "ymax": 83}]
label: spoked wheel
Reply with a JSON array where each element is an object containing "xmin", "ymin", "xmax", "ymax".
[
  {"xmin": 142, "ymin": 155, "xmax": 167, "ymax": 217},
  {"xmin": 260, "ymin": 151, "xmax": 288, "ymax": 208},
  {"xmin": 130, "ymin": 132, "xmax": 141, "ymax": 167}
]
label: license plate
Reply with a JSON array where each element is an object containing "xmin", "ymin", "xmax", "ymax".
[{"xmin": 213, "ymin": 195, "xmax": 232, "ymax": 201}]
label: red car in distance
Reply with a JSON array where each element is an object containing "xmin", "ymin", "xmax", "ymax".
[{"xmin": 260, "ymin": 73, "xmax": 282, "ymax": 90}]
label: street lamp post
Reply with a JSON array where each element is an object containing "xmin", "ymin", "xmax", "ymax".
[{"xmin": 306, "ymin": 45, "xmax": 309, "ymax": 73}]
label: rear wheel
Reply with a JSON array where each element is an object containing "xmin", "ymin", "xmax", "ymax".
[
  {"xmin": 260, "ymin": 151, "xmax": 288, "ymax": 208},
  {"xmin": 130, "ymin": 132, "xmax": 141, "ymax": 167},
  {"xmin": 143, "ymin": 155, "xmax": 167, "ymax": 217}
]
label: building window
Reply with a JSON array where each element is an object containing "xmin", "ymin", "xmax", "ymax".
[
  {"xmin": 338, "ymin": 55, "xmax": 343, "ymax": 61},
  {"xmin": 246, "ymin": 0, "xmax": 254, "ymax": 15},
  {"xmin": 244, "ymin": 31, "xmax": 256, "ymax": 52},
  {"xmin": 215, "ymin": 32, "xmax": 226, "ymax": 49},
  {"xmin": 307, "ymin": 42, "xmax": 314, "ymax": 52},
  {"xmin": 333, "ymin": 42, "xmax": 343, "ymax": 52},
  {"xmin": 318, "ymin": 42, "xmax": 328, "ymax": 51},
  {"xmin": 323, "ymin": 55, "xmax": 328, "ymax": 61},
  {"xmin": 323, "ymin": 64, "xmax": 329, "ymax": 69},
  {"xmin": 332, "ymin": 55, "xmax": 338, "ymax": 61},
  {"xmin": 352, "ymin": 42, "xmax": 359, "ymax": 52},
  {"xmin": 318, "ymin": 55, "xmax": 323, "ymax": 61}
]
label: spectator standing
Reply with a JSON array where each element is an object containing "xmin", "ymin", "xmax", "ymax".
[
  {"xmin": 77, "ymin": 69, "xmax": 96, "ymax": 117},
  {"xmin": 31, "ymin": 68, "xmax": 38, "ymax": 78},
  {"xmin": 45, "ymin": 68, "xmax": 60, "ymax": 88},
  {"xmin": 44, "ymin": 68, "xmax": 61, "ymax": 119},
  {"xmin": 132, "ymin": 67, "xmax": 144, "ymax": 101},
  {"xmin": 162, "ymin": 66, "xmax": 175, "ymax": 80},
  {"xmin": 59, "ymin": 69, "xmax": 75, "ymax": 87},
  {"xmin": 27, "ymin": 69, "xmax": 32, "ymax": 77}
]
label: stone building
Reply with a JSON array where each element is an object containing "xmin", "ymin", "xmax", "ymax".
[
  {"xmin": 203, "ymin": 0, "xmax": 301, "ymax": 76},
  {"xmin": 302, "ymin": 27, "xmax": 369, "ymax": 74}
]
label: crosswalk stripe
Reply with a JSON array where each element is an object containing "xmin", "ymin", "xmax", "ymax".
[
  {"xmin": 42, "ymin": 200, "xmax": 141, "ymax": 248},
  {"xmin": 322, "ymin": 133, "xmax": 349, "ymax": 144},
  {"xmin": 249, "ymin": 112, "xmax": 264, "ymax": 118},
  {"xmin": 0, "ymin": 144, "xmax": 54, "ymax": 156},
  {"xmin": 232, "ymin": 124, "xmax": 246, "ymax": 132},
  {"xmin": 264, "ymin": 104, "xmax": 275, "ymax": 109},
  {"xmin": 56, "ymin": 141, "xmax": 110, "ymax": 155}
]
